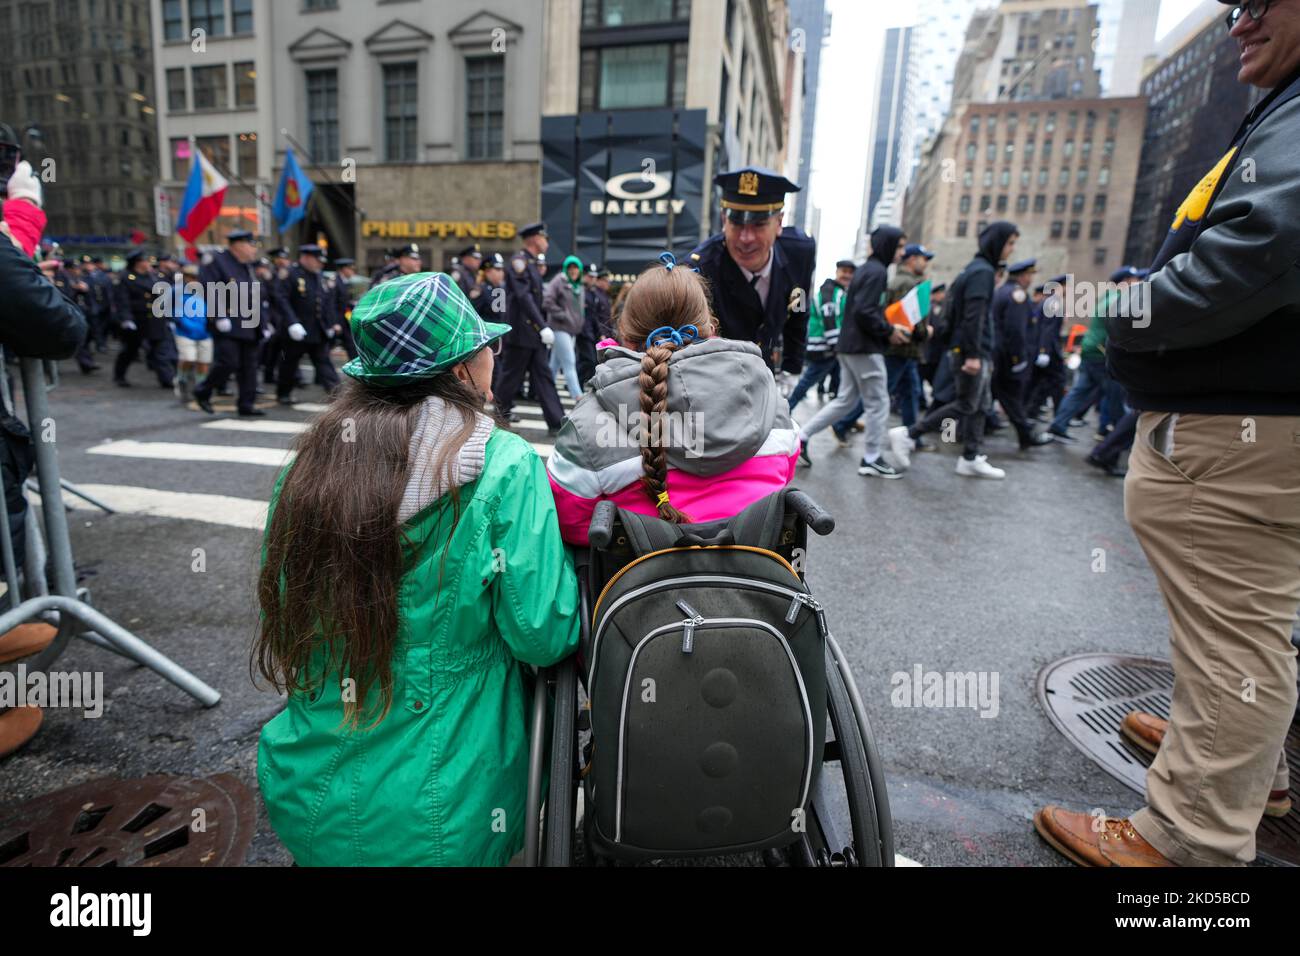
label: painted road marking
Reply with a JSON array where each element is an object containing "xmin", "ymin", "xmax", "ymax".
[{"xmin": 88, "ymin": 440, "xmax": 293, "ymax": 468}]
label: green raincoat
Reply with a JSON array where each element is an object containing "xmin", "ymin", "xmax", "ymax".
[{"xmin": 257, "ymin": 429, "xmax": 580, "ymax": 866}]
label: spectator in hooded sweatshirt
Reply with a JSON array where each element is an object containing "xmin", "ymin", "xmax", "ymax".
[
  {"xmin": 889, "ymin": 221, "xmax": 1019, "ymax": 480},
  {"xmin": 543, "ymin": 254, "xmax": 586, "ymax": 401},
  {"xmin": 1035, "ymin": 1, "xmax": 1300, "ymax": 868},
  {"xmin": 786, "ymin": 259, "xmax": 853, "ymax": 411},
  {"xmin": 795, "ymin": 226, "xmax": 909, "ymax": 479}
]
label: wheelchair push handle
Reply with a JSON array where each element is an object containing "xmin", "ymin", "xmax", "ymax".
[
  {"xmin": 588, "ymin": 500, "xmax": 618, "ymax": 549},
  {"xmin": 786, "ymin": 490, "xmax": 835, "ymax": 536}
]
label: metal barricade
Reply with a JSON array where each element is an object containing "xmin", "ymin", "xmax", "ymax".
[{"xmin": 0, "ymin": 355, "xmax": 219, "ymax": 707}]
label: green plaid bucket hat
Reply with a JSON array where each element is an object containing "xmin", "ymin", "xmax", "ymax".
[{"xmin": 341, "ymin": 272, "xmax": 511, "ymax": 386}]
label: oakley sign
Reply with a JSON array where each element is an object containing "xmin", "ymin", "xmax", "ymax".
[{"xmin": 591, "ymin": 172, "xmax": 687, "ymax": 217}]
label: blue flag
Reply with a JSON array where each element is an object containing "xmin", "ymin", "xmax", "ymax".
[{"xmin": 273, "ymin": 147, "xmax": 315, "ymax": 231}]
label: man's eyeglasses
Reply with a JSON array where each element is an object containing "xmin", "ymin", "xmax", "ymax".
[{"xmin": 1225, "ymin": 0, "xmax": 1271, "ymax": 29}]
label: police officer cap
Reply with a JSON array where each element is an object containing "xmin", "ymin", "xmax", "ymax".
[
  {"xmin": 299, "ymin": 244, "xmax": 325, "ymax": 258},
  {"xmin": 333, "ymin": 257, "xmax": 355, "ymax": 268},
  {"xmin": 156, "ymin": 250, "xmax": 180, "ymax": 263},
  {"xmin": 125, "ymin": 248, "xmax": 149, "ymax": 266},
  {"xmin": 394, "ymin": 243, "xmax": 421, "ymax": 259},
  {"xmin": 227, "ymin": 229, "xmax": 255, "ymax": 244},
  {"xmin": 485, "ymin": 252, "xmax": 506, "ymax": 269},
  {"xmin": 903, "ymin": 244, "xmax": 936, "ymax": 260},
  {"xmin": 835, "ymin": 259, "xmax": 856, "ymax": 271},
  {"xmin": 271, "ymin": 247, "xmax": 290, "ymax": 259},
  {"xmin": 519, "ymin": 222, "xmax": 548, "ymax": 239},
  {"xmin": 458, "ymin": 243, "xmax": 482, "ymax": 259},
  {"xmin": 714, "ymin": 165, "xmax": 800, "ymax": 224},
  {"xmin": 1047, "ymin": 274, "xmax": 1068, "ymax": 286},
  {"xmin": 586, "ymin": 262, "xmax": 600, "ymax": 276},
  {"xmin": 932, "ymin": 283, "xmax": 947, "ymax": 294},
  {"xmin": 1109, "ymin": 265, "xmax": 1142, "ymax": 283},
  {"xmin": 80, "ymin": 254, "xmax": 93, "ymax": 264},
  {"xmin": 1008, "ymin": 258, "xmax": 1037, "ymax": 274},
  {"xmin": 256, "ymin": 257, "xmax": 272, "ymax": 268},
  {"xmin": 91, "ymin": 255, "xmax": 104, "ymax": 264},
  {"xmin": 598, "ymin": 268, "xmax": 613, "ymax": 279}
]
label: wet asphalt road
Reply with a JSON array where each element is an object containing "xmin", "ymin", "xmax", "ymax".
[{"xmin": 0, "ymin": 355, "xmax": 1169, "ymax": 866}]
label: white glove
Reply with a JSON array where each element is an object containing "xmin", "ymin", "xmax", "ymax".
[
  {"xmin": 1011, "ymin": 360, "xmax": 1030, "ymax": 375},
  {"xmin": 287, "ymin": 322, "xmax": 307, "ymax": 342},
  {"xmin": 214, "ymin": 317, "xmax": 233, "ymax": 334},
  {"xmin": 120, "ymin": 319, "xmax": 137, "ymax": 332},
  {"xmin": 1034, "ymin": 353, "xmax": 1050, "ymax": 369},
  {"xmin": 262, "ymin": 324, "xmax": 275, "ymax": 340},
  {"xmin": 5, "ymin": 161, "xmax": 42, "ymax": 208},
  {"xmin": 539, "ymin": 326, "xmax": 555, "ymax": 347}
]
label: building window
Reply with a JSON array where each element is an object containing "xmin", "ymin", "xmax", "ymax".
[
  {"xmin": 1024, "ymin": 140, "xmax": 1035, "ymax": 160},
  {"xmin": 583, "ymin": 0, "xmax": 688, "ymax": 27},
  {"xmin": 163, "ymin": 0, "xmax": 184, "ymax": 40},
  {"xmin": 170, "ymin": 137, "xmax": 192, "ymax": 180},
  {"xmin": 1093, "ymin": 194, "xmax": 1107, "ymax": 215},
  {"xmin": 1068, "ymin": 220, "xmax": 1081, "ymax": 240},
  {"xmin": 465, "ymin": 56, "xmax": 503, "ymax": 160},
  {"xmin": 188, "ymin": 0, "xmax": 226, "ymax": 37},
  {"xmin": 1037, "ymin": 168, "xmax": 1048, "ymax": 186},
  {"xmin": 957, "ymin": 220, "xmax": 968, "ymax": 238},
  {"xmin": 1076, "ymin": 167, "xmax": 1088, "ymax": 186},
  {"xmin": 234, "ymin": 62, "xmax": 256, "ymax": 107},
  {"xmin": 1089, "ymin": 220, "xmax": 1103, "ymax": 240},
  {"xmin": 1072, "ymin": 194, "xmax": 1085, "ymax": 214},
  {"xmin": 996, "ymin": 194, "xmax": 1008, "ymax": 213},
  {"xmin": 979, "ymin": 194, "xmax": 991, "ymax": 213},
  {"xmin": 1081, "ymin": 140, "xmax": 1092, "ymax": 163},
  {"xmin": 306, "ymin": 68, "xmax": 339, "ymax": 163},
  {"xmin": 1033, "ymin": 194, "xmax": 1046, "ymax": 213},
  {"xmin": 982, "ymin": 170, "xmax": 992, "ymax": 188},
  {"xmin": 963, "ymin": 169, "xmax": 973, "ymax": 187},
  {"xmin": 1058, "ymin": 168, "xmax": 1069, "ymax": 187},
  {"xmin": 166, "ymin": 68, "xmax": 186, "ymax": 111},
  {"xmin": 965, "ymin": 143, "xmax": 977, "ymax": 162},
  {"xmin": 1050, "ymin": 220, "xmax": 1063, "ymax": 239},
  {"xmin": 191, "ymin": 64, "xmax": 227, "ymax": 110},
  {"xmin": 1054, "ymin": 194, "xmax": 1067, "ymax": 214},
  {"xmin": 986, "ymin": 142, "xmax": 996, "ymax": 163},
  {"xmin": 1094, "ymin": 247, "xmax": 1108, "ymax": 265},
  {"xmin": 1000, "ymin": 169, "xmax": 1010, "ymax": 188},
  {"xmin": 1041, "ymin": 140, "xmax": 1052, "ymax": 161},
  {"xmin": 1016, "ymin": 194, "xmax": 1028, "ymax": 213},
  {"xmin": 383, "ymin": 62, "xmax": 418, "ymax": 162},
  {"xmin": 1063, "ymin": 139, "xmax": 1074, "ymax": 158},
  {"xmin": 231, "ymin": 0, "xmax": 252, "ymax": 34},
  {"xmin": 1098, "ymin": 167, "xmax": 1110, "ymax": 186},
  {"xmin": 237, "ymin": 132, "xmax": 257, "ymax": 177},
  {"xmin": 195, "ymin": 134, "xmax": 230, "ymax": 173},
  {"xmin": 1020, "ymin": 169, "xmax": 1030, "ymax": 187},
  {"xmin": 976, "ymin": 220, "xmax": 988, "ymax": 235},
  {"xmin": 959, "ymin": 194, "xmax": 972, "ymax": 214},
  {"xmin": 591, "ymin": 42, "xmax": 688, "ymax": 109},
  {"xmin": 970, "ymin": 115, "xmax": 981, "ymax": 135}
]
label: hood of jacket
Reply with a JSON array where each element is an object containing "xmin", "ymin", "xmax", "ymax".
[
  {"xmin": 869, "ymin": 226, "xmax": 905, "ymax": 266},
  {"xmin": 555, "ymin": 337, "xmax": 795, "ymax": 479},
  {"xmin": 977, "ymin": 220, "xmax": 1019, "ymax": 267},
  {"xmin": 397, "ymin": 396, "xmax": 495, "ymax": 524}
]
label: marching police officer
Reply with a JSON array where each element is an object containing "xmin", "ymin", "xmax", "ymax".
[
  {"xmin": 193, "ymin": 229, "xmax": 278, "ymax": 417},
  {"xmin": 46, "ymin": 257, "xmax": 97, "ymax": 373},
  {"xmin": 494, "ymin": 221, "xmax": 563, "ymax": 434},
  {"xmin": 451, "ymin": 243, "xmax": 482, "ymax": 301},
  {"xmin": 276, "ymin": 244, "xmax": 341, "ymax": 404},
  {"xmin": 332, "ymin": 257, "xmax": 358, "ymax": 360},
  {"xmin": 577, "ymin": 263, "xmax": 613, "ymax": 389},
  {"xmin": 689, "ymin": 166, "xmax": 816, "ymax": 376},
  {"xmin": 83, "ymin": 255, "xmax": 114, "ymax": 353},
  {"xmin": 372, "ymin": 243, "xmax": 421, "ymax": 287},
  {"xmin": 474, "ymin": 252, "xmax": 506, "ymax": 322},
  {"xmin": 112, "ymin": 249, "xmax": 162, "ymax": 387},
  {"xmin": 990, "ymin": 259, "xmax": 1051, "ymax": 449},
  {"xmin": 1028, "ymin": 273, "xmax": 1069, "ymax": 420}
]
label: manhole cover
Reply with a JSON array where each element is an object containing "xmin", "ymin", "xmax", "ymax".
[
  {"xmin": 0, "ymin": 774, "xmax": 255, "ymax": 867},
  {"xmin": 1039, "ymin": 653, "xmax": 1299, "ymax": 867}
]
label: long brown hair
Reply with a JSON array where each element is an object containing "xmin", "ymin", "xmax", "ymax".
[
  {"xmin": 254, "ymin": 371, "xmax": 488, "ymax": 729},
  {"xmin": 616, "ymin": 263, "xmax": 717, "ymax": 524}
]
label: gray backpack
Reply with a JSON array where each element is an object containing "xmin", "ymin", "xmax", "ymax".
[{"xmin": 585, "ymin": 492, "xmax": 828, "ymax": 858}]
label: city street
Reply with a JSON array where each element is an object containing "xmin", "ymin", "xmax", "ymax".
[{"xmin": 0, "ymin": 354, "xmax": 1168, "ymax": 866}]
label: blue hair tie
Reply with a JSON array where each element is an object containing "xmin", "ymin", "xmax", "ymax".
[
  {"xmin": 645, "ymin": 324, "xmax": 700, "ymax": 349},
  {"xmin": 658, "ymin": 251, "xmax": 676, "ymax": 271}
]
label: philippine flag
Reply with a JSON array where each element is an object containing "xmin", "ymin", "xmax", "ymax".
[{"xmin": 175, "ymin": 149, "xmax": 229, "ymax": 249}]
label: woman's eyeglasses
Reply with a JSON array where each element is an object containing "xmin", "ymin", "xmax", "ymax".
[
  {"xmin": 489, "ymin": 336, "xmax": 503, "ymax": 356},
  {"xmin": 1225, "ymin": 0, "xmax": 1271, "ymax": 30}
]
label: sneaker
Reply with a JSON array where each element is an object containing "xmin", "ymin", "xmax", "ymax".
[
  {"xmin": 797, "ymin": 444, "xmax": 812, "ymax": 469},
  {"xmin": 1070, "ymin": 417, "xmax": 1088, "ymax": 428},
  {"xmin": 956, "ymin": 455, "xmax": 1005, "ymax": 479},
  {"xmin": 1019, "ymin": 432, "xmax": 1054, "ymax": 450},
  {"xmin": 858, "ymin": 457, "xmax": 903, "ymax": 479},
  {"xmin": 830, "ymin": 426, "xmax": 849, "ymax": 447},
  {"xmin": 887, "ymin": 425, "xmax": 915, "ymax": 470},
  {"xmin": 1086, "ymin": 454, "xmax": 1127, "ymax": 478},
  {"xmin": 1047, "ymin": 428, "xmax": 1077, "ymax": 444}
]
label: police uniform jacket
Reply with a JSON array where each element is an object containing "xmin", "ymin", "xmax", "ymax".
[
  {"xmin": 87, "ymin": 269, "xmax": 115, "ymax": 318},
  {"xmin": 504, "ymin": 249, "xmax": 547, "ymax": 348},
  {"xmin": 114, "ymin": 269, "xmax": 161, "ymax": 338},
  {"xmin": 584, "ymin": 285, "xmax": 613, "ymax": 342},
  {"xmin": 689, "ymin": 226, "xmax": 816, "ymax": 374},
  {"xmin": 199, "ymin": 248, "xmax": 276, "ymax": 343},
  {"xmin": 474, "ymin": 280, "xmax": 504, "ymax": 322},
  {"xmin": 451, "ymin": 263, "xmax": 480, "ymax": 302},
  {"xmin": 991, "ymin": 281, "xmax": 1034, "ymax": 368},
  {"xmin": 284, "ymin": 265, "xmax": 334, "ymax": 345}
]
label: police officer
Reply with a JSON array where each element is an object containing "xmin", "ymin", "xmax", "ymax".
[
  {"xmin": 332, "ymin": 257, "xmax": 358, "ymax": 360},
  {"xmin": 46, "ymin": 257, "xmax": 97, "ymax": 374},
  {"xmin": 147, "ymin": 251, "xmax": 182, "ymax": 388},
  {"xmin": 990, "ymin": 259, "xmax": 1051, "ymax": 450},
  {"xmin": 276, "ymin": 244, "xmax": 341, "ymax": 404},
  {"xmin": 193, "ymin": 229, "xmax": 278, "ymax": 417},
  {"xmin": 1028, "ymin": 273, "xmax": 1069, "ymax": 421},
  {"xmin": 474, "ymin": 252, "xmax": 506, "ymax": 322},
  {"xmin": 372, "ymin": 243, "xmax": 421, "ymax": 287},
  {"xmin": 493, "ymin": 221, "xmax": 563, "ymax": 434},
  {"xmin": 689, "ymin": 166, "xmax": 816, "ymax": 377},
  {"xmin": 112, "ymin": 249, "xmax": 161, "ymax": 387},
  {"xmin": 82, "ymin": 255, "xmax": 114, "ymax": 353},
  {"xmin": 451, "ymin": 243, "xmax": 482, "ymax": 300},
  {"xmin": 577, "ymin": 263, "xmax": 613, "ymax": 389}
]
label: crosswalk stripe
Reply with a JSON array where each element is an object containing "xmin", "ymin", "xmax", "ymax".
[
  {"xmin": 61, "ymin": 485, "xmax": 269, "ymax": 529},
  {"xmin": 201, "ymin": 419, "xmax": 308, "ymax": 435},
  {"xmin": 292, "ymin": 403, "xmax": 330, "ymax": 413},
  {"xmin": 87, "ymin": 440, "xmax": 293, "ymax": 468}
]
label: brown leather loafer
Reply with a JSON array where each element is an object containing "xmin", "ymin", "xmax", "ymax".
[
  {"xmin": 1034, "ymin": 806, "xmax": 1175, "ymax": 867},
  {"xmin": 1120, "ymin": 710, "xmax": 1167, "ymax": 756},
  {"xmin": 0, "ymin": 622, "xmax": 57, "ymax": 665}
]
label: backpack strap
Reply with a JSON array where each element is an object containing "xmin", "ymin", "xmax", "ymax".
[
  {"xmin": 614, "ymin": 507, "xmax": 684, "ymax": 557},
  {"xmin": 724, "ymin": 490, "xmax": 787, "ymax": 550}
]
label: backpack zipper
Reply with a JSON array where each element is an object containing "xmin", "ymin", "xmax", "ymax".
[{"xmin": 676, "ymin": 599, "xmax": 704, "ymax": 654}]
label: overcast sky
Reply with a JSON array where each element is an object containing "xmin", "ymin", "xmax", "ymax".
[{"xmin": 806, "ymin": 0, "xmax": 1209, "ymax": 279}]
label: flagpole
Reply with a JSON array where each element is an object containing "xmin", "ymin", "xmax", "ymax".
[
  {"xmin": 185, "ymin": 136, "xmax": 271, "ymax": 244},
  {"xmin": 278, "ymin": 129, "xmax": 368, "ymax": 221}
]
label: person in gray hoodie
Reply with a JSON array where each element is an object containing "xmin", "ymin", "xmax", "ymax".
[{"xmin": 543, "ymin": 254, "xmax": 586, "ymax": 401}]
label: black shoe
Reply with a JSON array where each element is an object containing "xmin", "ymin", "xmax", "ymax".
[
  {"xmin": 238, "ymin": 408, "xmax": 267, "ymax": 418},
  {"xmin": 195, "ymin": 394, "xmax": 215, "ymax": 414},
  {"xmin": 114, "ymin": 379, "xmax": 131, "ymax": 388},
  {"xmin": 277, "ymin": 396, "xmax": 295, "ymax": 406},
  {"xmin": 831, "ymin": 426, "xmax": 849, "ymax": 447},
  {"xmin": 1020, "ymin": 432, "xmax": 1054, "ymax": 450},
  {"xmin": 798, "ymin": 445, "xmax": 812, "ymax": 468},
  {"xmin": 547, "ymin": 425, "xmax": 561, "ymax": 437},
  {"xmin": 1047, "ymin": 428, "xmax": 1077, "ymax": 444},
  {"xmin": 80, "ymin": 364, "xmax": 100, "ymax": 374},
  {"xmin": 858, "ymin": 457, "xmax": 903, "ymax": 480},
  {"xmin": 506, "ymin": 411, "xmax": 521, "ymax": 423},
  {"xmin": 1087, "ymin": 454, "xmax": 1127, "ymax": 477}
]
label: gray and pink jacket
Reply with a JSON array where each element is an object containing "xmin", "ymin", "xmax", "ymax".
[{"xmin": 546, "ymin": 337, "xmax": 800, "ymax": 545}]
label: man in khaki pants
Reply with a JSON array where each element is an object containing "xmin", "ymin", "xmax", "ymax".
[{"xmin": 1034, "ymin": 0, "xmax": 1300, "ymax": 866}]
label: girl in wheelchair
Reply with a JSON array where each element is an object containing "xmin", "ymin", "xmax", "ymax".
[{"xmin": 546, "ymin": 255, "xmax": 802, "ymax": 544}]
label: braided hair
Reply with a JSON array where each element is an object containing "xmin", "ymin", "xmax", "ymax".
[{"xmin": 615, "ymin": 260, "xmax": 717, "ymax": 523}]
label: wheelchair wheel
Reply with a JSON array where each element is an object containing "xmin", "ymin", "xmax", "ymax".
[
  {"xmin": 541, "ymin": 656, "xmax": 579, "ymax": 866},
  {"xmin": 795, "ymin": 634, "xmax": 895, "ymax": 867}
]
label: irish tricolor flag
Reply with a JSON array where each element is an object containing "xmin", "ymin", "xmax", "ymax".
[
  {"xmin": 175, "ymin": 148, "xmax": 228, "ymax": 252},
  {"xmin": 885, "ymin": 279, "xmax": 931, "ymax": 330}
]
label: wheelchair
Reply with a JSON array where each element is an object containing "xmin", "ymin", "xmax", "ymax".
[{"xmin": 522, "ymin": 488, "xmax": 895, "ymax": 867}]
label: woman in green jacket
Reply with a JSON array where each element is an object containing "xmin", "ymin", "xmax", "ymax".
[{"xmin": 255, "ymin": 272, "xmax": 580, "ymax": 866}]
